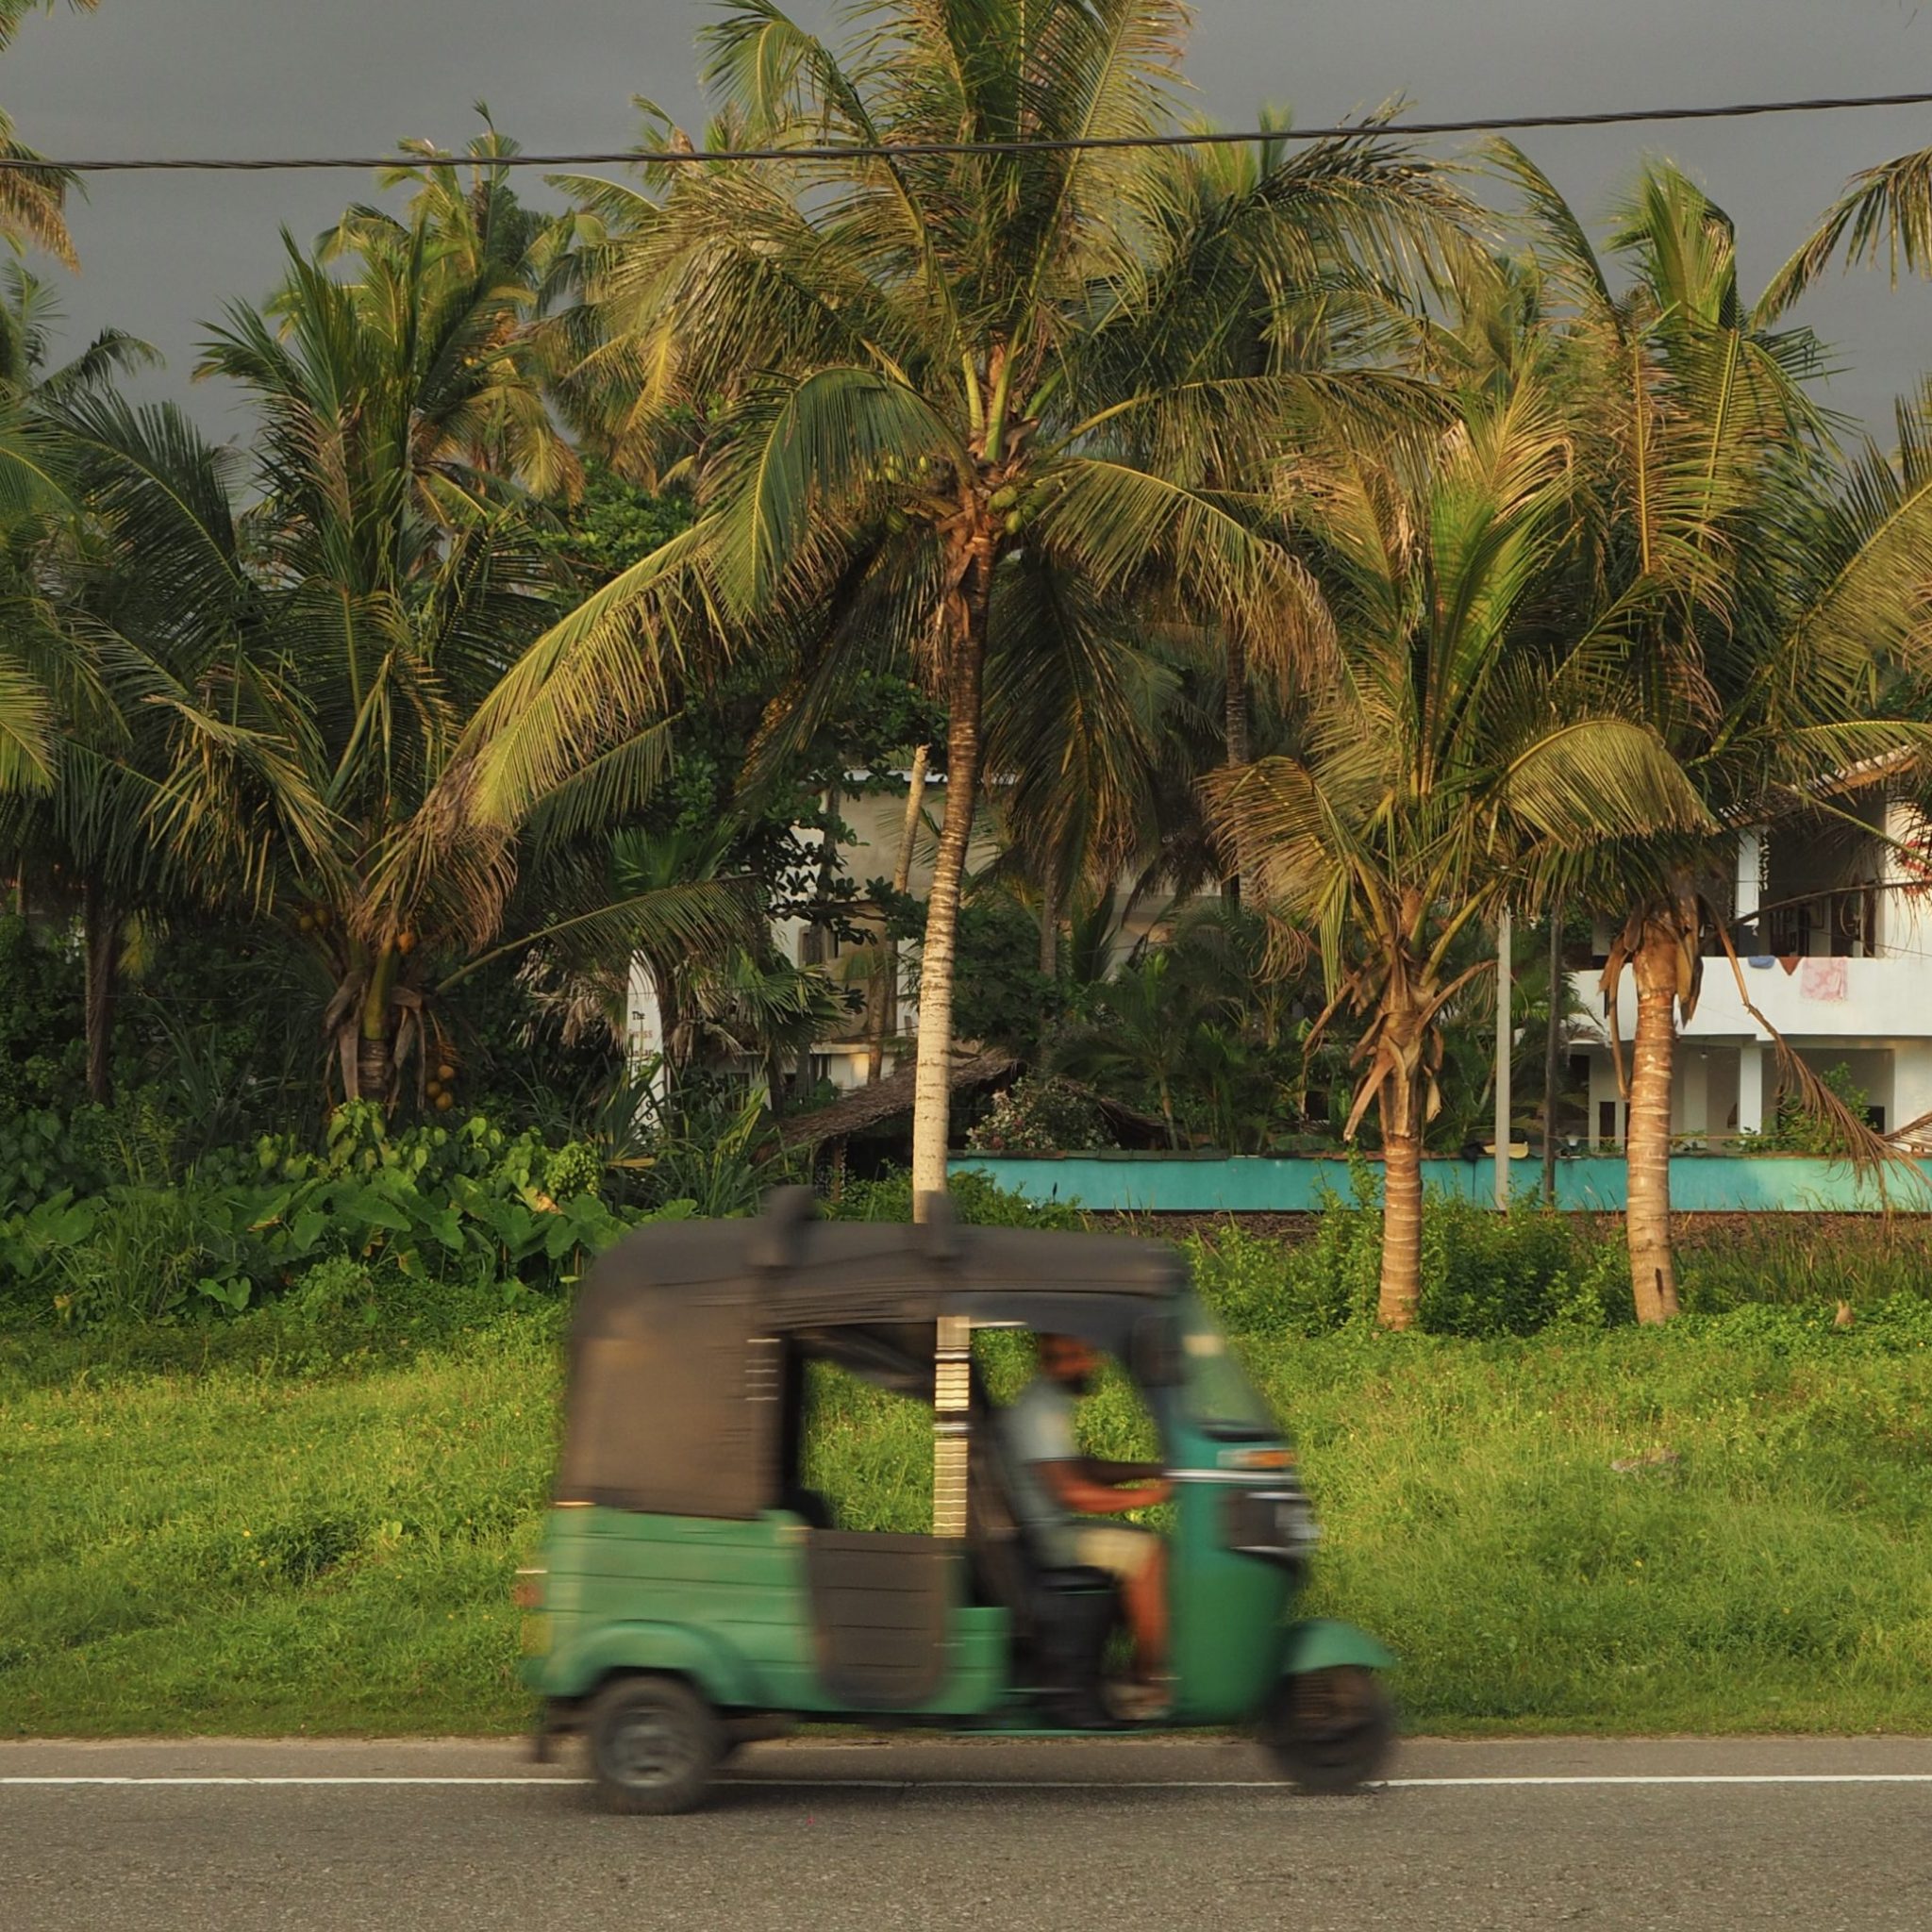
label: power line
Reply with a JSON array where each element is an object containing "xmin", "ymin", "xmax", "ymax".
[{"xmin": 8, "ymin": 87, "xmax": 1932, "ymax": 175}]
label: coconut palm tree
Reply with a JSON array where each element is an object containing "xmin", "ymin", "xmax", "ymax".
[
  {"xmin": 465, "ymin": 0, "xmax": 1477, "ymax": 1213},
  {"xmin": 45, "ymin": 216, "xmax": 748, "ymax": 1112},
  {"xmin": 1208, "ymin": 369, "xmax": 1706, "ymax": 1328},
  {"xmin": 316, "ymin": 112, "xmax": 590, "ymax": 504},
  {"xmin": 0, "ymin": 265, "xmax": 158, "ymax": 1095},
  {"xmin": 1501, "ymin": 149, "xmax": 1932, "ymax": 1322},
  {"xmin": 0, "ymin": 1, "xmax": 95, "ymax": 265}
]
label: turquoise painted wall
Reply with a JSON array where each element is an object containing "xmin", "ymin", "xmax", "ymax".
[{"xmin": 949, "ymin": 1153, "xmax": 1932, "ymax": 1214}]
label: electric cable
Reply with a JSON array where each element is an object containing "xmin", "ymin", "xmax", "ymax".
[{"xmin": 5, "ymin": 86, "xmax": 1932, "ymax": 173}]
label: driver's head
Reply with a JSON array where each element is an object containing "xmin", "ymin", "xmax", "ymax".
[{"xmin": 1038, "ymin": 1332, "xmax": 1099, "ymax": 1397}]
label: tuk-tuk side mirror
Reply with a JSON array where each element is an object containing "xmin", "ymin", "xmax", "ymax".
[{"xmin": 1129, "ymin": 1311, "xmax": 1182, "ymax": 1388}]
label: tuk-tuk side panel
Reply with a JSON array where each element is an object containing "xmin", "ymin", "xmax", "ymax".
[
  {"xmin": 527, "ymin": 1507, "xmax": 1010, "ymax": 1719},
  {"xmin": 1164, "ymin": 1423, "xmax": 1296, "ymax": 1724},
  {"xmin": 533, "ymin": 1508, "xmax": 816, "ymax": 1706},
  {"xmin": 542, "ymin": 1619, "xmax": 760, "ymax": 1707},
  {"xmin": 757, "ymin": 1602, "xmax": 1010, "ymax": 1717}
]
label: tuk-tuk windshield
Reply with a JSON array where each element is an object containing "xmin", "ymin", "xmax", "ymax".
[{"xmin": 1176, "ymin": 1295, "xmax": 1279, "ymax": 1439}]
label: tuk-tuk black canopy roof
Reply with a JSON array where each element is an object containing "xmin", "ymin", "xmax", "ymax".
[{"xmin": 558, "ymin": 1190, "xmax": 1186, "ymax": 1518}]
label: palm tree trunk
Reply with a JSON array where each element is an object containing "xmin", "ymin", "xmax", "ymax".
[
  {"xmin": 1541, "ymin": 901, "xmax": 1564, "ymax": 1206},
  {"xmin": 82, "ymin": 876, "xmax": 117, "ymax": 1106},
  {"xmin": 1625, "ymin": 918, "xmax": 1682, "ymax": 1324},
  {"xmin": 357, "ymin": 942, "xmax": 400, "ymax": 1106},
  {"xmin": 1372, "ymin": 959, "xmax": 1427, "ymax": 1328},
  {"xmin": 867, "ymin": 743, "xmax": 928, "ymax": 1084},
  {"xmin": 1378, "ymin": 1114, "xmax": 1424, "ymax": 1330},
  {"xmin": 909, "ymin": 534, "xmax": 992, "ymax": 1216},
  {"xmin": 1039, "ymin": 845, "xmax": 1062, "ymax": 978},
  {"xmin": 1224, "ymin": 631, "xmax": 1251, "ymax": 906}
]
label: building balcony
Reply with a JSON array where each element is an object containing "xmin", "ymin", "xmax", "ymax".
[{"xmin": 1574, "ymin": 951, "xmax": 1932, "ymax": 1050}]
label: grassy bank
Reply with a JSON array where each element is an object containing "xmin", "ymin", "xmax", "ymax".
[{"xmin": 7, "ymin": 1293, "xmax": 1932, "ymax": 1737}]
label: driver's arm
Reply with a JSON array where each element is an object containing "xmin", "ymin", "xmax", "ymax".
[
  {"xmin": 1034, "ymin": 1459, "xmax": 1173, "ymax": 1516},
  {"xmin": 1084, "ymin": 1457, "xmax": 1167, "ymax": 1486}
]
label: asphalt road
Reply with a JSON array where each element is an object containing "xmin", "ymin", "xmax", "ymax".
[{"xmin": 6, "ymin": 1734, "xmax": 1931, "ymax": 1932}]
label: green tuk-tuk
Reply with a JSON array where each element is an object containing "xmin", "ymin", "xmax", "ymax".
[{"xmin": 521, "ymin": 1189, "xmax": 1395, "ymax": 1812}]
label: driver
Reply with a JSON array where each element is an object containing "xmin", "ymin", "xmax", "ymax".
[{"xmin": 998, "ymin": 1332, "xmax": 1173, "ymax": 1705}]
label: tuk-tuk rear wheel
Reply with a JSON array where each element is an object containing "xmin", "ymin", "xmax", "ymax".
[
  {"xmin": 586, "ymin": 1674, "xmax": 724, "ymax": 1816},
  {"xmin": 1260, "ymin": 1665, "xmax": 1395, "ymax": 1794}
]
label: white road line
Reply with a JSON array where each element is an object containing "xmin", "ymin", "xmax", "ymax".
[
  {"xmin": 4, "ymin": 1773, "xmax": 1932, "ymax": 1790},
  {"xmin": 0, "ymin": 1777, "xmax": 569, "ymax": 1787}
]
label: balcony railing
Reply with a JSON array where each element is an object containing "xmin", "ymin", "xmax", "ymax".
[{"xmin": 1735, "ymin": 886, "xmax": 1881, "ymax": 961}]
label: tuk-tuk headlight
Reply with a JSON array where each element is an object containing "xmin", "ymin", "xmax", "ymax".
[{"xmin": 1222, "ymin": 1487, "xmax": 1320, "ymax": 1563}]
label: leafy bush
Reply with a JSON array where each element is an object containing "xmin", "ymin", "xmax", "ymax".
[
  {"xmin": 1183, "ymin": 1165, "xmax": 1632, "ymax": 1339},
  {"xmin": 835, "ymin": 1169, "xmax": 1084, "ymax": 1230},
  {"xmin": 49, "ymin": 1181, "xmax": 272, "ymax": 1324},
  {"xmin": 0, "ymin": 915, "xmax": 87, "ymax": 1119},
  {"xmin": 635, "ymin": 1088, "xmax": 796, "ymax": 1219},
  {"xmin": 0, "ymin": 1105, "xmax": 693, "ymax": 1330},
  {"xmin": 0, "ymin": 1107, "xmax": 109, "ymax": 1210},
  {"xmin": 1416, "ymin": 1194, "xmax": 1624, "ymax": 1338},
  {"xmin": 965, "ymin": 1074, "xmax": 1112, "ymax": 1155}
]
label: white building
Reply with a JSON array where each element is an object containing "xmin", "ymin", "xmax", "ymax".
[
  {"xmin": 1574, "ymin": 794, "xmax": 1932, "ymax": 1150},
  {"xmin": 623, "ymin": 772, "xmax": 1008, "ymax": 1098},
  {"xmin": 764, "ymin": 774, "xmax": 1188, "ymax": 1096}
]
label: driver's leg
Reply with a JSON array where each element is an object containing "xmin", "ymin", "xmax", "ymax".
[
  {"xmin": 1120, "ymin": 1535, "xmax": 1169, "ymax": 1681},
  {"xmin": 1074, "ymin": 1526, "xmax": 1168, "ymax": 1680}
]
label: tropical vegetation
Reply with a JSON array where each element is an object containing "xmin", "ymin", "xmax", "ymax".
[{"xmin": 8, "ymin": 0, "xmax": 1932, "ymax": 1335}]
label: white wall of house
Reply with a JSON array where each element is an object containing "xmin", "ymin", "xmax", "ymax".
[
  {"xmin": 1574, "ymin": 799, "xmax": 1932, "ymax": 1149},
  {"xmin": 624, "ymin": 957, "xmax": 668, "ymax": 1107},
  {"xmin": 770, "ymin": 775, "xmax": 1015, "ymax": 1093},
  {"xmin": 764, "ymin": 774, "xmax": 1217, "ymax": 1092}
]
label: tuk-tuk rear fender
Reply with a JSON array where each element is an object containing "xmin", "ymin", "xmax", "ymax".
[
  {"xmin": 1280, "ymin": 1617, "xmax": 1395, "ymax": 1676},
  {"xmin": 545, "ymin": 1620, "xmax": 758, "ymax": 1708}
]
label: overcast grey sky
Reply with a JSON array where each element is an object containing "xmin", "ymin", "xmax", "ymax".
[{"xmin": 8, "ymin": 1, "xmax": 1932, "ymax": 439}]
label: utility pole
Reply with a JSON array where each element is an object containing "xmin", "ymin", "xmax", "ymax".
[
  {"xmin": 1494, "ymin": 909, "xmax": 1512, "ymax": 1210},
  {"xmin": 1542, "ymin": 901, "xmax": 1564, "ymax": 1206}
]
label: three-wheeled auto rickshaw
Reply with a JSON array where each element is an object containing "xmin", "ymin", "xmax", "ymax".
[{"xmin": 520, "ymin": 1189, "xmax": 1395, "ymax": 1812}]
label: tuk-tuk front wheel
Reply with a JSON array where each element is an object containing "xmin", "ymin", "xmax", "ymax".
[
  {"xmin": 1260, "ymin": 1665, "xmax": 1395, "ymax": 1794},
  {"xmin": 587, "ymin": 1674, "xmax": 724, "ymax": 1815}
]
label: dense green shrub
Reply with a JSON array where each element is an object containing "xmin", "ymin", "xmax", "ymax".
[
  {"xmin": 1178, "ymin": 1166, "xmax": 1625, "ymax": 1340},
  {"xmin": 833, "ymin": 1167, "xmax": 1084, "ymax": 1230},
  {"xmin": 1180, "ymin": 1188, "xmax": 1931, "ymax": 1342},
  {"xmin": 0, "ymin": 916, "xmax": 87, "ymax": 1118},
  {"xmin": 0, "ymin": 1103, "xmax": 694, "ymax": 1329},
  {"xmin": 964, "ymin": 1075, "xmax": 1112, "ymax": 1155}
]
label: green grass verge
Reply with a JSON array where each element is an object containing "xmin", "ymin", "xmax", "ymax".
[{"xmin": 7, "ymin": 1304, "xmax": 1931, "ymax": 1738}]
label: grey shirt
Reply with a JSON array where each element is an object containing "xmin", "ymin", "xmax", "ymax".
[{"xmin": 996, "ymin": 1374, "xmax": 1080, "ymax": 1568}]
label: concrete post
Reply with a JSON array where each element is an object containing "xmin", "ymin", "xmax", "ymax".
[
  {"xmin": 1680, "ymin": 1051, "xmax": 1710, "ymax": 1142},
  {"xmin": 1738, "ymin": 1041, "xmax": 1765, "ymax": 1138},
  {"xmin": 1495, "ymin": 909, "xmax": 1512, "ymax": 1208}
]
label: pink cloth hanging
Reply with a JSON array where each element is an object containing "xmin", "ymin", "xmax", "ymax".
[{"xmin": 1798, "ymin": 957, "xmax": 1849, "ymax": 1002}]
